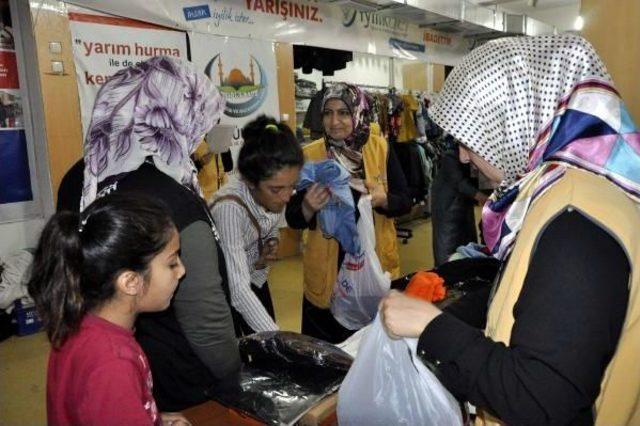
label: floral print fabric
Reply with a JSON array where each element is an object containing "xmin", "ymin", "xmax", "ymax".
[{"xmin": 81, "ymin": 56, "xmax": 225, "ymax": 210}]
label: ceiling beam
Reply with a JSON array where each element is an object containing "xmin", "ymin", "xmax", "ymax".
[{"xmin": 476, "ymin": 0, "xmax": 521, "ymax": 6}]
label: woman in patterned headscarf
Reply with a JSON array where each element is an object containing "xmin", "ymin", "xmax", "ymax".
[
  {"xmin": 380, "ymin": 34, "xmax": 640, "ymax": 425},
  {"xmin": 287, "ymin": 83, "xmax": 411, "ymax": 343},
  {"xmin": 57, "ymin": 56, "xmax": 240, "ymax": 412}
]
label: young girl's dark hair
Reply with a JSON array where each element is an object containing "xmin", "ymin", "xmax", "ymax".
[
  {"xmin": 238, "ymin": 115, "xmax": 304, "ymax": 186},
  {"xmin": 28, "ymin": 193, "xmax": 175, "ymax": 348}
]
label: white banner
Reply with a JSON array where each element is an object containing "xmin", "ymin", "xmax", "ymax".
[
  {"xmin": 68, "ymin": 7, "xmax": 188, "ymax": 138},
  {"xmin": 190, "ymin": 33, "xmax": 280, "ymax": 160},
  {"xmin": 65, "ymin": 0, "xmax": 471, "ymax": 65}
]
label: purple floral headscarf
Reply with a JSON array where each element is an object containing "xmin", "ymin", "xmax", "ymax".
[{"xmin": 80, "ymin": 56, "xmax": 225, "ymax": 211}]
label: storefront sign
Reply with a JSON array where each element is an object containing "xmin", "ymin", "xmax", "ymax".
[
  {"xmin": 190, "ymin": 33, "xmax": 279, "ymax": 158},
  {"xmin": 65, "ymin": 0, "xmax": 471, "ymax": 64},
  {"xmin": 246, "ymin": 0, "xmax": 322, "ymax": 23},
  {"xmin": 342, "ymin": 7, "xmax": 409, "ymax": 38},
  {"xmin": 183, "ymin": 4, "xmax": 211, "ymax": 21},
  {"xmin": 389, "ymin": 38, "xmax": 426, "ymax": 55},
  {"xmin": 424, "ymin": 31, "xmax": 453, "ymax": 46},
  {"xmin": 68, "ymin": 6, "xmax": 188, "ymax": 137}
]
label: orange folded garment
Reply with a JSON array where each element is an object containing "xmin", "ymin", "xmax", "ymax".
[{"xmin": 405, "ymin": 271, "xmax": 447, "ymax": 302}]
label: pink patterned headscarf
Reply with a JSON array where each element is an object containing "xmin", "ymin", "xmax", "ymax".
[
  {"xmin": 80, "ymin": 56, "xmax": 225, "ymax": 211},
  {"xmin": 430, "ymin": 34, "xmax": 640, "ymax": 260}
]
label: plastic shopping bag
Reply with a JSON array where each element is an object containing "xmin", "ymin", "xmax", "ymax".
[
  {"xmin": 337, "ymin": 315, "xmax": 462, "ymax": 426},
  {"xmin": 330, "ymin": 196, "xmax": 390, "ymax": 330}
]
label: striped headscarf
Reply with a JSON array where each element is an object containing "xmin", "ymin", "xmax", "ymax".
[
  {"xmin": 81, "ymin": 56, "xmax": 225, "ymax": 211},
  {"xmin": 429, "ymin": 34, "xmax": 640, "ymax": 260}
]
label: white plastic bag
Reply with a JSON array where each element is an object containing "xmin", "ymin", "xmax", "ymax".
[
  {"xmin": 337, "ymin": 315, "xmax": 462, "ymax": 426},
  {"xmin": 330, "ymin": 196, "xmax": 390, "ymax": 330}
]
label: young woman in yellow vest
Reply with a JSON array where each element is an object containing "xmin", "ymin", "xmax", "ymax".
[
  {"xmin": 381, "ymin": 34, "xmax": 640, "ymax": 425},
  {"xmin": 287, "ymin": 83, "xmax": 411, "ymax": 343}
]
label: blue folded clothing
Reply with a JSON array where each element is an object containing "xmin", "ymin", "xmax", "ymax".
[{"xmin": 298, "ymin": 160, "xmax": 360, "ymax": 254}]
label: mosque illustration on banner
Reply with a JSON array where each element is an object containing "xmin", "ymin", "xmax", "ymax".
[{"xmin": 204, "ymin": 54, "xmax": 268, "ymax": 118}]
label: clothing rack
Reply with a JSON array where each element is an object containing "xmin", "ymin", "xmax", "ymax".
[
  {"xmin": 358, "ymin": 83, "xmax": 393, "ymax": 91},
  {"xmin": 323, "ymin": 80, "xmax": 393, "ymax": 92}
]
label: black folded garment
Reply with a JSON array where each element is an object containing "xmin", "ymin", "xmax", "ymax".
[
  {"xmin": 391, "ymin": 257, "xmax": 501, "ymax": 329},
  {"xmin": 207, "ymin": 331, "xmax": 353, "ymax": 425}
]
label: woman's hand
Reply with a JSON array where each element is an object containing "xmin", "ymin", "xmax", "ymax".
[
  {"xmin": 379, "ymin": 290, "xmax": 442, "ymax": 338},
  {"xmin": 302, "ymin": 183, "xmax": 330, "ymax": 222},
  {"xmin": 161, "ymin": 412, "xmax": 191, "ymax": 426},
  {"xmin": 262, "ymin": 238, "xmax": 279, "ymax": 261},
  {"xmin": 366, "ymin": 181, "xmax": 388, "ymax": 209}
]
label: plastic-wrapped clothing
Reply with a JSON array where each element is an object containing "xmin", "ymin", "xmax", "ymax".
[
  {"xmin": 0, "ymin": 250, "xmax": 33, "ymax": 312},
  {"xmin": 208, "ymin": 331, "xmax": 352, "ymax": 425},
  {"xmin": 297, "ymin": 160, "xmax": 360, "ymax": 254}
]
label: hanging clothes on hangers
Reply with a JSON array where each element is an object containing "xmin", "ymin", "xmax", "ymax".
[
  {"xmin": 303, "ymin": 86, "xmax": 327, "ymax": 140},
  {"xmin": 397, "ymin": 92, "xmax": 419, "ymax": 143},
  {"xmin": 415, "ymin": 94, "xmax": 427, "ymax": 142},
  {"xmin": 387, "ymin": 90, "xmax": 403, "ymax": 144}
]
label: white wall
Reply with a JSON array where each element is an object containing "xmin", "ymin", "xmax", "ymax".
[
  {"xmin": 0, "ymin": 219, "xmax": 45, "ymax": 256},
  {"xmin": 500, "ymin": 3, "xmax": 580, "ymax": 32}
]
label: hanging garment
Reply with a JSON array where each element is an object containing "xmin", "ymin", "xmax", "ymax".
[
  {"xmin": 392, "ymin": 142, "xmax": 427, "ymax": 204},
  {"xmin": 398, "ymin": 94, "xmax": 419, "ymax": 143},
  {"xmin": 415, "ymin": 99, "xmax": 427, "ymax": 139},
  {"xmin": 376, "ymin": 94, "xmax": 390, "ymax": 137},
  {"xmin": 431, "ymin": 146, "xmax": 480, "ymax": 266},
  {"xmin": 303, "ymin": 88, "xmax": 326, "ymax": 140},
  {"xmin": 387, "ymin": 94, "xmax": 404, "ymax": 143},
  {"xmin": 415, "ymin": 143, "xmax": 433, "ymax": 195}
]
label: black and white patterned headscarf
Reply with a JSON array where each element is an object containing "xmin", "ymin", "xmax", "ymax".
[{"xmin": 429, "ymin": 34, "xmax": 610, "ymax": 187}]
